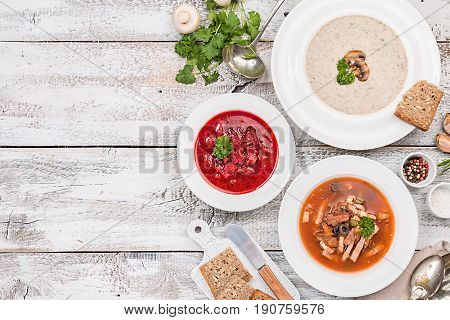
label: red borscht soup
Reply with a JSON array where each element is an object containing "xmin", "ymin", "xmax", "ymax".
[{"xmin": 195, "ymin": 110, "xmax": 278, "ymax": 194}]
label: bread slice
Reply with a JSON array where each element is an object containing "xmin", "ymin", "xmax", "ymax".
[
  {"xmin": 199, "ymin": 247, "xmax": 252, "ymax": 298},
  {"xmin": 215, "ymin": 276, "xmax": 256, "ymax": 300},
  {"xmin": 395, "ymin": 80, "xmax": 443, "ymax": 131},
  {"xmin": 250, "ymin": 289, "xmax": 275, "ymax": 300}
]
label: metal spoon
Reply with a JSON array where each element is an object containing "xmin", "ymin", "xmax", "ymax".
[
  {"xmin": 222, "ymin": 0, "xmax": 286, "ymax": 79},
  {"xmin": 409, "ymin": 255, "xmax": 445, "ymax": 300},
  {"xmin": 431, "ymin": 253, "xmax": 450, "ymax": 300}
]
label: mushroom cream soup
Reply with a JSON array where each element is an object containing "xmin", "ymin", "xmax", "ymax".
[{"xmin": 306, "ymin": 16, "xmax": 408, "ymax": 115}]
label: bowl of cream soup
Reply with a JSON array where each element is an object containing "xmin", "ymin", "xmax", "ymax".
[{"xmin": 272, "ymin": 0, "xmax": 441, "ymax": 150}]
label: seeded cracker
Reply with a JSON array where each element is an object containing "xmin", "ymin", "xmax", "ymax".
[
  {"xmin": 215, "ymin": 276, "xmax": 256, "ymax": 300},
  {"xmin": 199, "ymin": 247, "xmax": 252, "ymax": 298}
]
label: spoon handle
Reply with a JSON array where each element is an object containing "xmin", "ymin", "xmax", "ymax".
[{"xmin": 249, "ymin": 0, "xmax": 286, "ymax": 48}]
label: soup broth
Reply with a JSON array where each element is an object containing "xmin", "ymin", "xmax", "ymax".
[
  {"xmin": 195, "ymin": 110, "xmax": 278, "ymax": 194},
  {"xmin": 299, "ymin": 177, "xmax": 395, "ymax": 272},
  {"xmin": 306, "ymin": 15, "xmax": 408, "ymax": 114}
]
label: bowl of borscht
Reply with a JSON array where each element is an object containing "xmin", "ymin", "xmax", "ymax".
[{"xmin": 177, "ymin": 93, "xmax": 295, "ymax": 212}]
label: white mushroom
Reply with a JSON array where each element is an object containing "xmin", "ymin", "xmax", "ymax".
[
  {"xmin": 172, "ymin": 4, "xmax": 201, "ymax": 34},
  {"xmin": 214, "ymin": 0, "xmax": 232, "ymax": 6}
]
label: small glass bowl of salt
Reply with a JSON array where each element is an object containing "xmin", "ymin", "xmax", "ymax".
[{"xmin": 427, "ymin": 182, "xmax": 450, "ymax": 219}]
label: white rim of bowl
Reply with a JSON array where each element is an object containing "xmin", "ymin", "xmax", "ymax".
[{"xmin": 177, "ymin": 93, "xmax": 296, "ymax": 212}]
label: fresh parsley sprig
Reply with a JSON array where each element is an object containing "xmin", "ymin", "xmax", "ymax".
[
  {"xmin": 358, "ymin": 216, "xmax": 375, "ymax": 238},
  {"xmin": 175, "ymin": 1, "xmax": 261, "ymax": 85},
  {"xmin": 336, "ymin": 58, "xmax": 355, "ymax": 85},
  {"xmin": 213, "ymin": 135, "xmax": 234, "ymax": 159}
]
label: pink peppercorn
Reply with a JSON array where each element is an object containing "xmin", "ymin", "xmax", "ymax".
[{"xmin": 402, "ymin": 156, "xmax": 429, "ymax": 183}]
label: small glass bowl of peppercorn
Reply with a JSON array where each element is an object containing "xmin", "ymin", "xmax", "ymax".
[{"xmin": 399, "ymin": 152, "xmax": 437, "ymax": 188}]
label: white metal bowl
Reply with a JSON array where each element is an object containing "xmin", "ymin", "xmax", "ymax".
[
  {"xmin": 271, "ymin": 0, "xmax": 441, "ymax": 150},
  {"xmin": 278, "ymin": 156, "xmax": 418, "ymax": 297},
  {"xmin": 177, "ymin": 93, "xmax": 295, "ymax": 212}
]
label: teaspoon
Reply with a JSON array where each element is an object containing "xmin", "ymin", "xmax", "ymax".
[
  {"xmin": 409, "ymin": 255, "xmax": 445, "ymax": 300},
  {"xmin": 222, "ymin": 0, "xmax": 286, "ymax": 79},
  {"xmin": 431, "ymin": 253, "xmax": 450, "ymax": 300}
]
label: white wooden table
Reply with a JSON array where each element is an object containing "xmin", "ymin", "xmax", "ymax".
[{"xmin": 0, "ymin": 0, "xmax": 449, "ymax": 300}]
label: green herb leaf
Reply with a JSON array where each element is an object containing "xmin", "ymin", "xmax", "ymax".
[
  {"xmin": 248, "ymin": 11, "xmax": 261, "ymax": 28},
  {"xmin": 217, "ymin": 10, "xmax": 227, "ymax": 24},
  {"xmin": 438, "ymin": 158, "xmax": 450, "ymax": 167},
  {"xmin": 195, "ymin": 54, "xmax": 212, "ymax": 72},
  {"xmin": 336, "ymin": 58, "xmax": 355, "ymax": 85},
  {"xmin": 174, "ymin": 34, "xmax": 195, "ymax": 58},
  {"xmin": 337, "ymin": 71, "xmax": 356, "ymax": 85},
  {"xmin": 438, "ymin": 158, "xmax": 450, "ymax": 173},
  {"xmin": 174, "ymin": 1, "xmax": 261, "ymax": 85},
  {"xmin": 213, "ymin": 135, "xmax": 233, "ymax": 159},
  {"xmin": 358, "ymin": 217, "xmax": 376, "ymax": 238},
  {"xmin": 337, "ymin": 58, "xmax": 349, "ymax": 72},
  {"xmin": 246, "ymin": 25, "xmax": 258, "ymax": 40},
  {"xmin": 207, "ymin": 10, "xmax": 217, "ymax": 22},
  {"xmin": 176, "ymin": 65, "xmax": 196, "ymax": 85},
  {"xmin": 202, "ymin": 41, "xmax": 221, "ymax": 60},
  {"xmin": 213, "ymin": 33, "xmax": 226, "ymax": 50},
  {"xmin": 230, "ymin": 35, "xmax": 251, "ymax": 46},
  {"xmin": 202, "ymin": 33, "xmax": 226, "ymax": 60},
  {"xmin": 206, "ymin": 0, "xmax": 217, "ymax": 11},
  {"xmin": 225, "ymin": 12, "xmax": 240, "ymax": 29},
  {"xmin": 246, "ymin": 11, "xmax": 261, "ymax": 40},
  {"xmin": 194, "ymin": 28, "xmax": 213, "ymax": 42},
  {"xmin": 202, "ymin": 71, "xmax": 220, "ymax": 85}
]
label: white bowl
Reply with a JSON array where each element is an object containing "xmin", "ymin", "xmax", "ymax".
[
  {"xmin": 278, "ymin": 156, "xmax": 418, "ymax": 297},
  {"xmin": 177, "ymin": 93, "xmax": 295, "ymax": 212},
  {"xmin": 399, "ymin": 152, "xmax": 437, "ymax": 188},
  {"xmin": 427, "ymin": 182, "xmax": 450, "ymax": 219},
  {"xmin": 271, "ymin": 0, "xmax": 441, "ymax": 150}
]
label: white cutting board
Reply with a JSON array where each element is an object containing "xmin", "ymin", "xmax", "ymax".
[{"xmin": 188, "ymin": 219, "xmax": 300, "ymax": 300}]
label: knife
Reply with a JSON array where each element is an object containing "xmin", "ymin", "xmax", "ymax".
[{"xmin": 225, "ymin": 224, "xmax": 293, "ymax": 300}]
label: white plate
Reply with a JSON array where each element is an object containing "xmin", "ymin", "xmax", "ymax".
[
  {"xmin": 177, "ymin": 93, "xmax": 295, "ymax": 212},
  {"xmin": 278, "ymin": 156, "xmax": 418, "ymax": 297},
  {"xmin": 271, "ymin": 0, "xmax": 441, "ymax": 150}
]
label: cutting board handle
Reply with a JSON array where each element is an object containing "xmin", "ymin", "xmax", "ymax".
[{"xmin": 188, "ymin": 219, "xmax": 217, "ymax": 251}]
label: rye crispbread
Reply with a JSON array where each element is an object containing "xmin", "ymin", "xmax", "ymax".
[
  {"xmin": 250, "ymin": 289, "xmax": 275, "ymax": 300},
  {"xmin": 199, "ymin": 247, "xmax": 252, "ymax": 298},
  {"xmin": 395, "ymin": 80, "xmax": 443, "ymax": 131},
  {"xmin": 215, "ymin": 276, "xmax": 256, "ymax": 300}
]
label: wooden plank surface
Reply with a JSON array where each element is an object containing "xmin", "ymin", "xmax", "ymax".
[
  {"xmin": 0, "ymin": 0, "xmax": 449, "ymax": 301},
  {"xmin": 1, "ymin": 147, "xmax": 448, "ymax": 252},
  {"xmin": 0, "ymin": 0, "xmax": 449, "ymax": 41},
  {"xmin": 0, "ymin": 251, "xmax": 335, "ymax": 300},
  {"xmin": 0, "ymin": 42, "xmax": 448, "ymax": 146}
]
